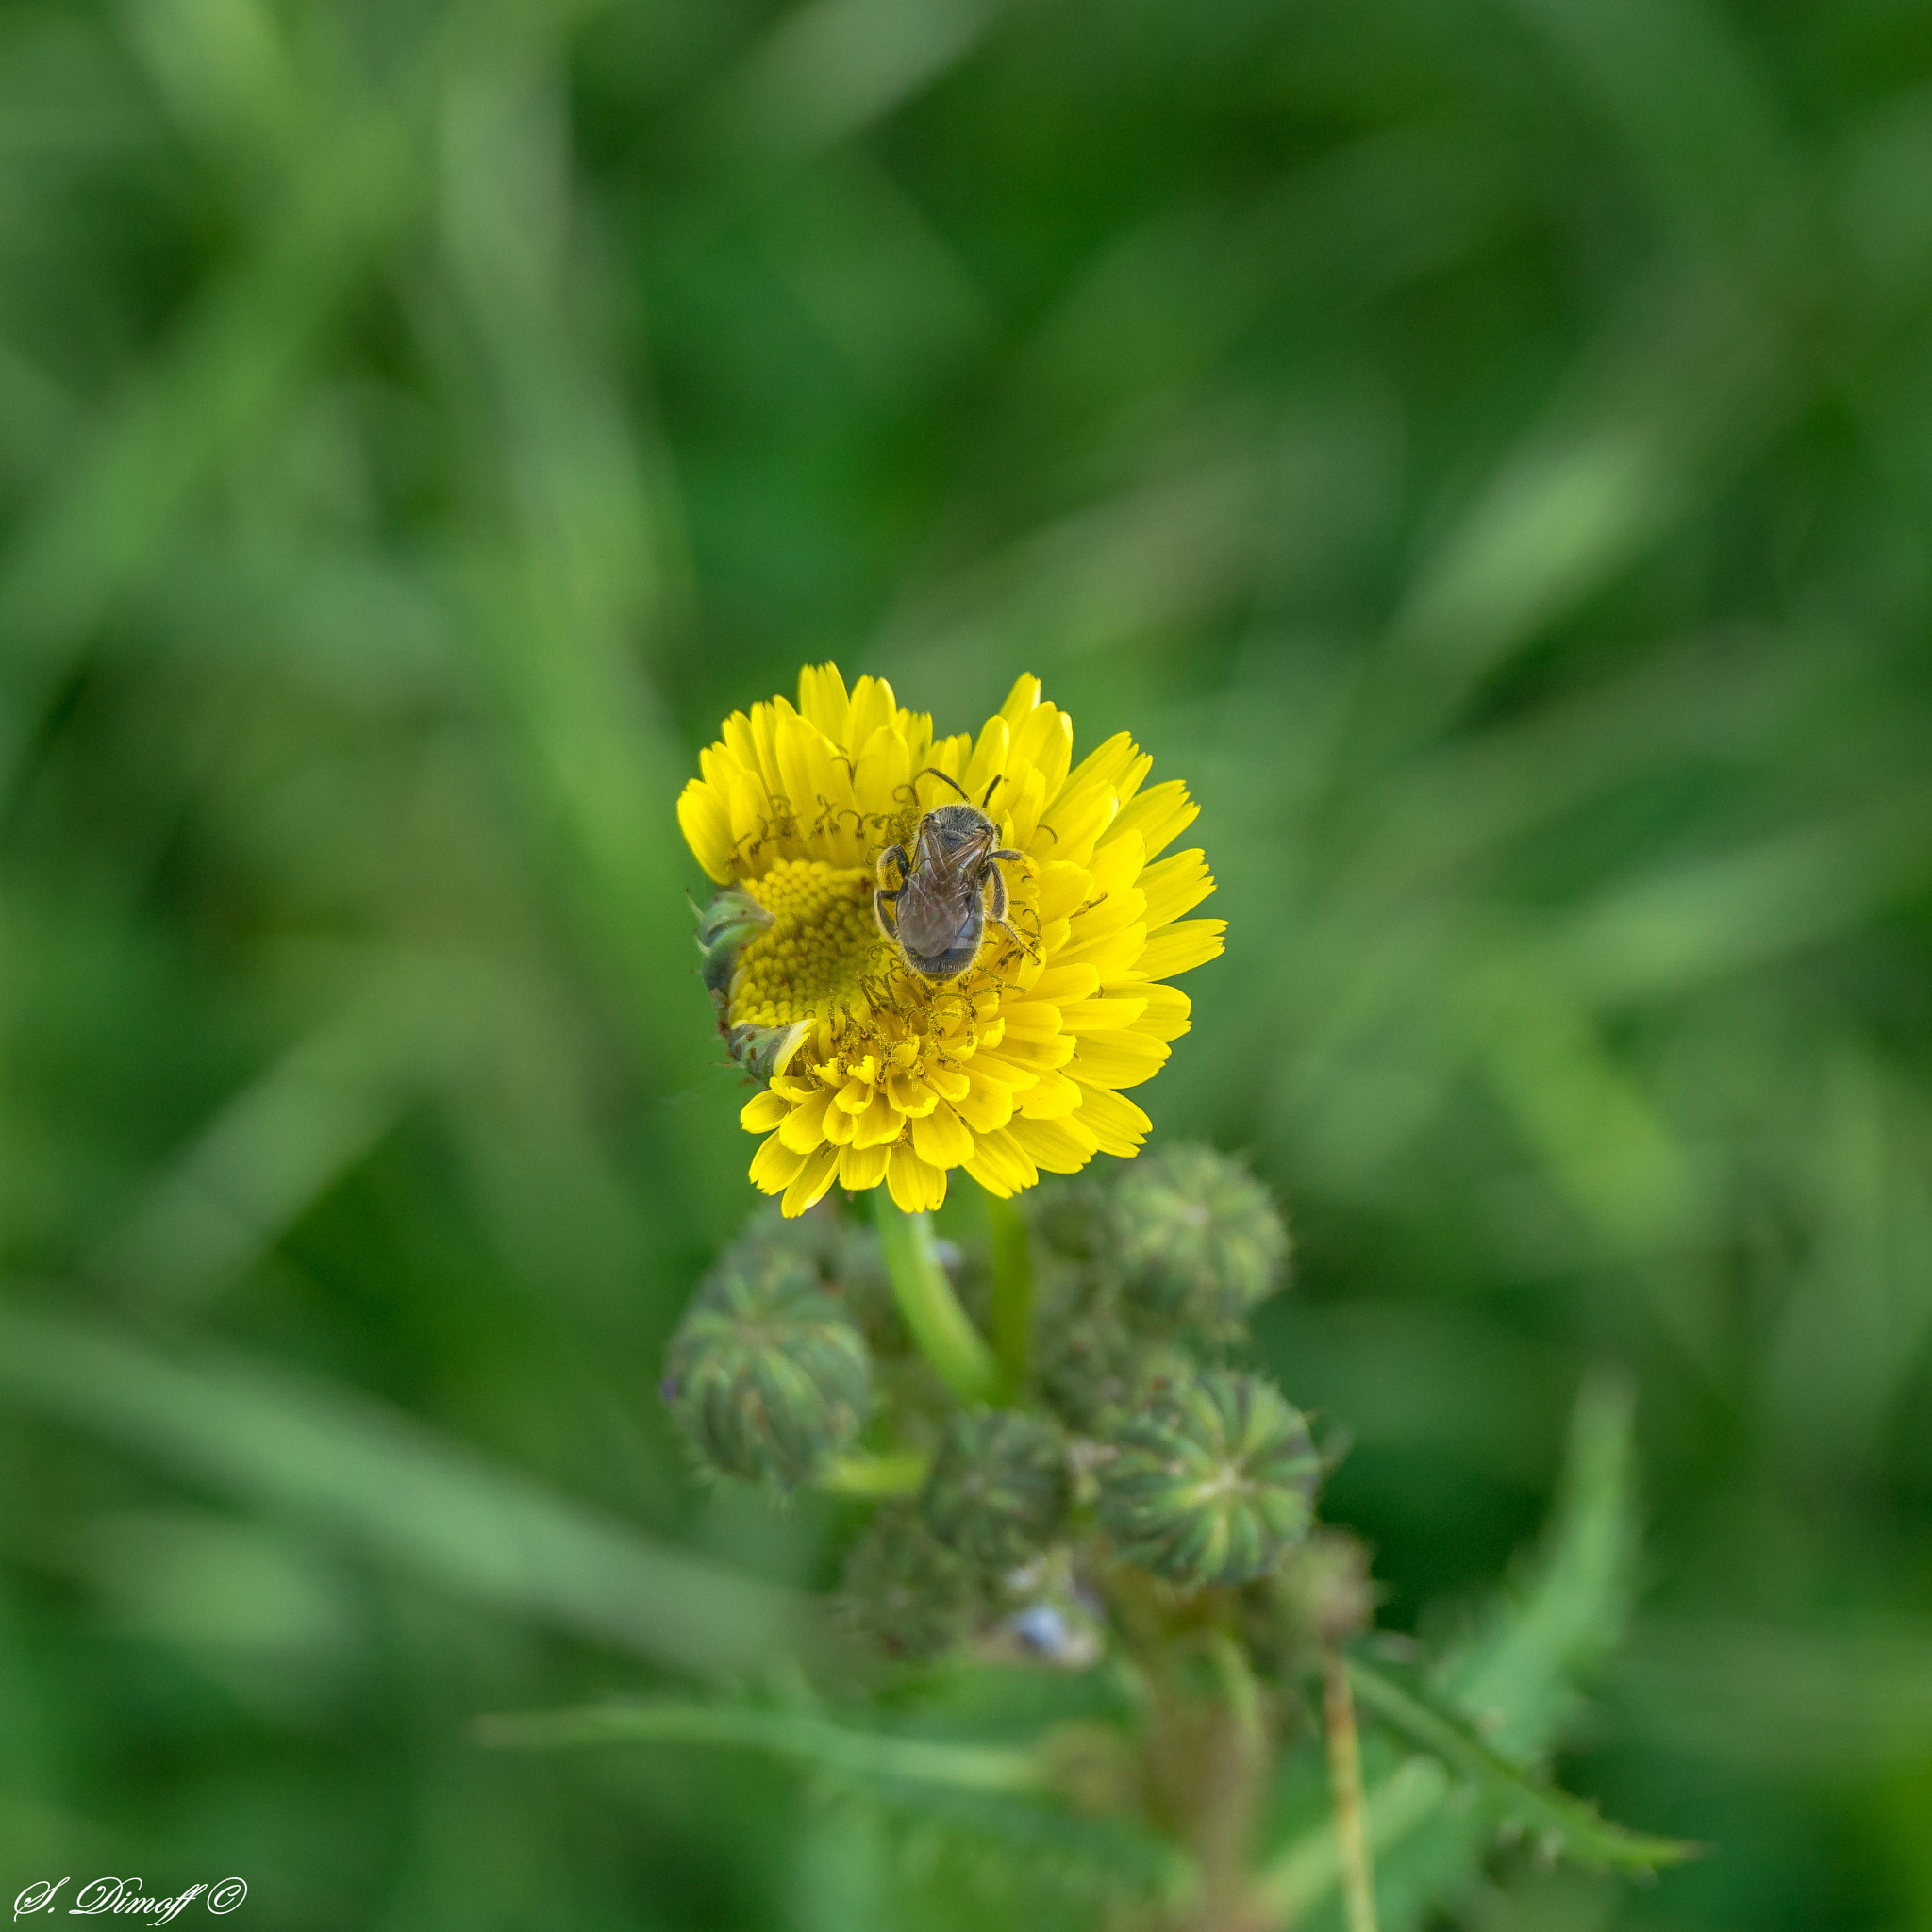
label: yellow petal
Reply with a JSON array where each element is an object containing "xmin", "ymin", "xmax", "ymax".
[
  {"xmin": 955, "ymin": 1074, "xmax": 1016, "ymax": 1135},
  {"xmin": 740, "ymin": 1091, "xmax": 791, "ymax": 1133},
  {"xmin": 964, "ymin": 1127, "xmax": 1038, "ymax": 1196},
  {"xmin": 677, "ymin": 782, "xmax": 736, "ymax": 883},
  {"xmin": 1008, "ymin": 1114, "xmax": 1099, "ymax": 1174},
  {"xmin": 1141, "ymin": 848, "xmax": 1216, "ymax": 927},
  {"xmin": 853, "ymin": 1091, "xmax": 903, "ymax": 1147},
  {"xmin": 1066, "ymin": 1030, "xmax": 1171, "ymax": 1088},
  {"xmin": 925, "ymin": 1063, "xmax": 972, "ymax": 1103},
  {"xmin": 1074, "ymin": 1083, "xmax": 1152, "ymax": 1156},
  {"xmin": 1086, "ymin": 830, "xmax": 1144, "ymax": 900},
  {"xmin": 1034, "ymin": 861, "xmax": 1094, "ymax": 925},
  {"xmin": 778, "ymin": 1086, "xmax": 834, "ymax": 1153},
  {"xmin": 1068, "ymin": 886, "xmax": 1147, "ymax": 946},
  {"xmin": 1010, "ymin": 702, "xmax": 1072, "ymax": 798},
  {"xmin": 1016, "ymin": 1069, "xmax": 1082, "ymax": 1120},
  {"xmin": 1040, "ymin": 778, "xmax": 1118, "ymax": 866},
  {"xmin": 1029, "ymin": 960, "xmax": 1100, "ymax": 1004},
  {"xmin": 1058, "ymin": 995, "xmax": 1150, "ymax": 1032},
  {"xmin": 838, "ymin": 1142, "xmax": 891, "ymax": 1190},
  {"xmin": 1055, "ymin": 922, "xmax": 1147, "ymax": 975},
  {"xmin": 782, "ymin": 1145, "xmax": 841, "ymax": 1217},
  {"xmin": 886, "ymin": 1070, "xmax": 939, "ymax": 1117},
  {"xmin": 1103, "ymin": 779, "xmax": 1197, "ymax": 859},
  {"xmin": 887, "ymin": 1142, "xmax": 948, "ymax": 1213},
  {"xmin": 999, "ymin": 673, "xmax": 1042, "ymax": 724},
  {"xmin": 997, "ymin": 1002, "xmax": 1065, "ymax": 1043},
  {"xmin": 911, "ymin": 1100, "xmax": 974, "ymax": 1168},
  {"xmin": 1053, "ymin": 731, "xmax": 1140, "ymax": 809},
  {"xmin": 846, "ymin": 675, "xmax": 897, "ymax": 755},
  {"xmin": 749, "ymin": 1131, "xmax": 808, "ymax": 1194},
  {"xmin": 965, "ymin": 714, "xmax": 1011, "ymax": 799},
  {"xmin": 1136, "ymin": 919, "xmax": 1226, "ymax": 979},
  {"xmin": 855, "ymin": 722, "xmax": 912, "ymax": 816},
  {"xmin": 1119, "ymin": 982, "xmax": 1191, "ymax": 1042},
  {"xmin": 798, "ymin": 662, "xmax": 850, "ymax": 740}
]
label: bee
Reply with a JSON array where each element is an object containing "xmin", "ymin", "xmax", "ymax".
[{"xmin": 874, "ymin": 770, "xmax": 1032, "ymax": 982}]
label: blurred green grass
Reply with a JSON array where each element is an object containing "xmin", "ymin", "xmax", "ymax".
[{"xmin": 5, "ymin": 0, "xmax": 1932, "ymax": 1924}]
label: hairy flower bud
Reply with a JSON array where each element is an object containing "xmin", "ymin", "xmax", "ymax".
[
  {"xmin": 1036, "ymin": 1305, "xmax": 1194, "ymax": 1436},
  {"xmin": 922, "ymin": 1410, "xmax": 1072, "ymax": 1569},
  {"xmin": 1110, "ymin": 1146, "xmax": 1289, "ymax": 1342},
  {"xmin": 1097, "ymin": 1370, "xmax": 1319, "ymax": 1586},
  {"xmin": 1244, "ymin": 1528, "xmax": 1376, "ymax": 1673},
  {"xmin": 840, "ymin": 1504, "xmax": 985, "ymax": 1661},
  {"xmin": 664, "ymin": 1248, "xmax": 869, "ymax": 1489}
]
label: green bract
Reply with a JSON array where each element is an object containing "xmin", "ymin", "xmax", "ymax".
[
  {"xmin": 1111, "ymin": 1146, "xmax": 1289, "ymax": 1342},
  {"xmin": 922, "ymin": 1410, "xmax": 1072, "ymax": 1569},
  {"xmin": 664, "ymin": 1248, "xmax": 870, "ymax": 1489},
  {"xmin": 1097, "ymin": 1370, "xmax": 1319, "ymax": 1586}
]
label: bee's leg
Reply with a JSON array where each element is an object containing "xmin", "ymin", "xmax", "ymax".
[
  {"xmin": 991, "ymin": 846, "xmax": 1032, "ymax": 871},
  {"xmin": 874, "ymin": 845, "xmax": 909, "ymax": 943},
  {"xmin": 983, "ymin": 865, "xmax": 1039, "ymax": 959}
]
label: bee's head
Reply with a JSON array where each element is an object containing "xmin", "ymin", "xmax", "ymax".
[{"xmin": 918, "ymin": 802, "xmax": 997, "ymax": 856}]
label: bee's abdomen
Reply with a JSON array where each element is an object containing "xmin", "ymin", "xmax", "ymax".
[{"xmin": 905, "ymin": 940, "xmax": 980, "ymax": 982}]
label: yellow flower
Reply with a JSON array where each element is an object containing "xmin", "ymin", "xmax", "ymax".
[{"xmin": 678, "ymin": 665, "xmax": 1224, "ymax": 1217}]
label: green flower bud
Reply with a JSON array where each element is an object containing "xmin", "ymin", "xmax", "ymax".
[
  {"xmin": 1244, "ymin": 1529, "xmax": 1376, "ymax": 1673},
  {"xmin": 922, "ymin": 1410, "xmax": 1072, "ymax": 1569},
  {"xmin": 1036, "ymin": 1305, "xmax": 1193, "ymax": 1436},
  {"xmin": 725, "ymin": 1203, "xmax": 844, "ymax": 1283},
  {"xmin": 1111, "ymin": 1146, "xmax": 1289, "ymax": 1342},
  {"xmin": 840, "ymin": 1504, "xmax": 985, "ymax": 1661},
  {"xmin": 664, "ymin": 1249, "xmax": 869, "ymax": 1489},
  {"xmin": 1097, "ymin": 1370, "xmax": 1319, "ymax": 1587}
]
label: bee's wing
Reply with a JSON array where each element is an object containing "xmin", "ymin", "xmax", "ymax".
[{"xmin": 893, "ymin": 866, "xmax": 976, "ymax": 958}]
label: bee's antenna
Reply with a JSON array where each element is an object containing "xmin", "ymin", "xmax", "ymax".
[
  {"xmin": 981, "ymin": 774, "xmax": 1003, "ymax": 806},
  {"xmin": 918, "ymin": 767, "xmax": 974, "ymax": 803}
]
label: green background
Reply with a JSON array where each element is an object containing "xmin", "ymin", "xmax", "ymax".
[{"xmin": 4, "ymin": 0, "xmax": 1932, "ymax": 1924}]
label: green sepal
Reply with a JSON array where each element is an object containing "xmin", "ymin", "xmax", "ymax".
[
  {"xmin": 693, "ymin": 886, "xmax": 773, "ymax": 1000},
  {"xmin": 727, "ymin": 1019, "xmax": 810, "ymax": 1085}
]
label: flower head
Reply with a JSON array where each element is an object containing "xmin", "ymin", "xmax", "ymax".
[{"xmin": 678, "ymin": 665, "xmax": 1224, "ymax": 1216}]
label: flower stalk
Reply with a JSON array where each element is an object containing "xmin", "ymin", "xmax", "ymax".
[
  {"xmin": 1323, "ymin": 1642, "xmax": 1380, "ymax": 1932},
  {"xmin": 872, "ymin": 1193, "xmax": 1004, "ymax": 1404},
  {"xmin": 985, "ymin": 1190, "xmax": 1035, "ymax": 1389}
]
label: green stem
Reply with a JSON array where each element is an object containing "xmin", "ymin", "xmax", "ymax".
[
  {"xmin": 1323, "ymin": 1643, "xmax": 1380, "ymax": 1932},
  {"xmin": 984, "ymin": 1190, "xmax": 1034, "ymax": 1389},
  {"xmin": 816, "ymin": 1448, "xmax": 930, "ymax": 1498},
  {"xmin": 872, "ymin": 1194, "xmax": 1002, "ymax": 1404}
]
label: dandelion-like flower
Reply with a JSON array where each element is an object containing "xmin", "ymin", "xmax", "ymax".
[{"xmin": 678, "ymin": 665, "xmax": 1224, "ymax": 1216}]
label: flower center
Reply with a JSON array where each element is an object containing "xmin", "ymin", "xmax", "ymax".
[{"xmin": 731, "ymin": 858, "xmax": 885, "ymax": 1034}]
